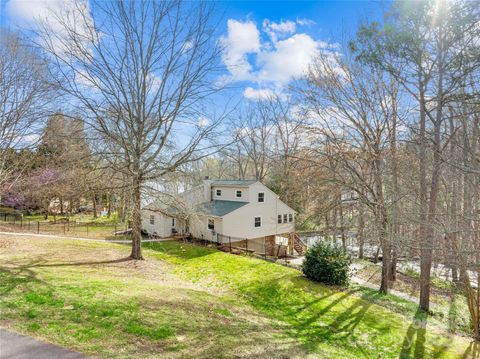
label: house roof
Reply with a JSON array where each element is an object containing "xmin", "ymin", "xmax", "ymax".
[
  {"xmin": 195, "ymin": 200, "xmax": 248, "ymax": 217},
  {"xmin": 211, "ymin": 179, "xmax": 257, "ymax": 187}
]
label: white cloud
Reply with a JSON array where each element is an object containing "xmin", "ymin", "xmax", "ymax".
[
  {"xmin": 262, "ymin": 19, "xmax": 296, "ymax": 42},
  {"xmin": 243, "ymin": 87, "xmax": 276, "ymax": 101},
  {"xmin": 6, "ymin": 0, "xmax": 94, "ymax": 54},
  {"xmin": 197, "ymin": 116, "xmax": 209, "ymax": 128},
  {"xmin": 220, "ymin": 18, "xmax": 329, "ymax": 99},
  {"xmin": 257, "ymin": 33, "xmax": 320, "ymax": 84},
  {"xmin": 219, "ymin": 19, "xmax": 260, "ymax": 81},
  {"xmin": 297, "ymin": 18, "xmax": 316, "ymax": 26}
]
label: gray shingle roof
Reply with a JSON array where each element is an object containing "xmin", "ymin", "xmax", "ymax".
[
  {"xmin": 211, "ymin": 179, "xmax": 257, "ymax": 186},
  {"xmin": 195, "ymin": 200, "xmax": 248, "ymax": 217}
]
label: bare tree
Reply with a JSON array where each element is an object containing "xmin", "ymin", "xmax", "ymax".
[
  {"xmin": 302, "ymin": 49, "xmax": 404, "ymax": 294},
  {"xmin": 0, "ymin": 29, "xmax": 54, "ymax": 194},
  {"xmin": 39, "ymin": 0, "xmax": 226, "ymax": 259},
  {"xmin": 230, "ymin": 104, "xmax": 274, "ymax": 181}
]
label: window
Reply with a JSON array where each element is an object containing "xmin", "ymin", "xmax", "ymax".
[
  {"xmin": 278, "ymin": 215, "xmax": 282, "ymax": 224},
  {"xmin": 283, "ymin": 214, "xmax": 287, "ymax": 223},
  {"xmin": 149, "ymin": 215, "xmax": 155, "ymax": 225},
  {"xmin": 208, "ymin": 219, "xmax": 215, "ymax": 230},
  {"xmin": 236, "ymin": 190, "xmax": 242, "ymax": 198},
  {"xmin": 172, "ymin": 218, "xmax": 175, "ymax": 227},
  {"xmin": 216, "ymin": 189, "xmax": 222, "ymax": 196},
  {"xmin": 254, "ymin": 217, "xmax": 261, "ymax": 227},
  {"xmin": 258, "ymin": 192, "xmax": 265, "ymax": 202},
  {"xmin": 289, "ymin": 213, "xmax": 293, "ymax": 223}
]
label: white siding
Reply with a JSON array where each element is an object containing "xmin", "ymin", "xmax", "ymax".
[
  {"xmin": 221, "ymin": 183, "xmax": 295, "ymax": 239},
  {"xmin": 141, "ymin": 210, "xmax": 172, "ymax": 237},
  {"xmin": 211, "ymin": 185, "xmax": 250, "ymax": 202},
  {"xmin": 189, "ymin": 215, "xmax": 222, "ymax": 242}
]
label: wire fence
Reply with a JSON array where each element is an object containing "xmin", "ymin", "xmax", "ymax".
[
  {"xmin": 0, "ymin": 212, "xmax": 129, "ymax": 240},
  {"xmin": 216, "ymin": 233, "xmax": 288, "ymax": 258}
]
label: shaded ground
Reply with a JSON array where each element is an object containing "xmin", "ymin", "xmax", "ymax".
[
  {"xmin": 0, "ymin": 234, "xmax": 477, "ymax": 358},
  {"xmin": 0, "ymin": 329, "xmax": 88, "ymax": 359},
  {"xmin": 0, "ymin": 235, "xmax": 306, "ymax": 359}
]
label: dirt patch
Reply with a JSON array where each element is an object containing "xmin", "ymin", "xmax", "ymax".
[{"xmin": 0, "ymin": 237, "xmax": 13, "ymax": 248}]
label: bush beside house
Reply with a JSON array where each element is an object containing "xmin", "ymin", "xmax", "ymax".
[{"xmin": 302, "ymin": 241, "xmax": 352, "ymax": 286}]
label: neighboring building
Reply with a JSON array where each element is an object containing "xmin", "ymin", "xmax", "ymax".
[{"xmin": 141, "ymin": 179, "xmax": 305, "ymax": 255}]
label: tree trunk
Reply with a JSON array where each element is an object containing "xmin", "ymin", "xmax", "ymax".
[
  {"xmin": 339, "ymin": 196, "xmax": 346, "ymax": 251},
  {"xmin": 379, "ymin": 209, "xmax": 391, "ymax": 294},
  {"xmin": 358, "ymin": 203, "xmax": 365, "ymax": 259},
  {"xmin": 130, "ymin": 177, "xmax": 143, "ymax": 260},
  {"xmin": 418, "ymin": 79, "xmax": 431, "ymax": 312},
  {"xmin": 107, "ymin": 192, "xmax": 112, "ymax": 218},
  {"xmin": 92, "ymin": 193, "xmax": 98, "ymax": 219}
]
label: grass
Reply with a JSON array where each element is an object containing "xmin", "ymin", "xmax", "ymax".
[
  {"xmin": 0, "ymin": 235, "xmax": 477, "ymax": 358},
  {"xmin": 354, "ymin": 260, "xmax": 471, "ymax": 335}
]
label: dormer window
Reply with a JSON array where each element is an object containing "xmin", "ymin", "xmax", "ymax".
[
  {"xmin": 289, "ymin": 214, "xmax": 293, "ymax": 222},
  {"xmin": 216, "ymin": 189, "xmax": 222, "ymax": 196},
  {"xmin": 236, "ymin": 190, "xmax": 242, "ymax": 198},
  {"xmin": 258, "ymin": 192, "xmax": 265, "ymax": 202},
  {"xmin": 278, "ymin": 215, "xmax": 282, "ymax": 224},
  {"xmin": 283, "ymin": 214, "xmax": 287, "ymax": 223}
]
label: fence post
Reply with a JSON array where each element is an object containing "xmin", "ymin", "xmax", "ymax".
[
  {"xmin": 245, "ymin": 238, "xmax": 248, "ymax": 253},
  {"xmin": 37, "ymin": 221, "xmax": 40, "ymax": 234},
  {"xmin": 229, "ymin": 236, "xmax": 232, "ymax": 253}
]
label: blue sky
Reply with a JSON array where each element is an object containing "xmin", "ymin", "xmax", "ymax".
[{"xmin": 0, "ymin": 0, "xmax": 387, "ymax": 103}]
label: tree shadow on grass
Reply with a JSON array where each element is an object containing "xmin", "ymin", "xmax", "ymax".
[
  {"xmin": 400, "ymin": 308, "xmax": 427, "ymax": 358},
  {"xmin": 239, "ymin": 275, "xmax": 388, "ymax": 355},
  {"xmin": 143, "ymin": 240, "xmax": 219, "ymax": 260},
  {"xmin": 14, "ymin": 257, "xmax": 133, "ymax": 268},
  {"xmin": 462, "ymin": 340, "xmax": 480, "ymax": 359}
]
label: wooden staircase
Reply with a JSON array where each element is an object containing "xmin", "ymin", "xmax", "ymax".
[{"xmin": 292, "ymin": 233, "xmax": 307, "ymax": 255}]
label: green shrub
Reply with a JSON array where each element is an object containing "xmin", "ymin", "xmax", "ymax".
[{"xmin": 302, "ymin": 241, "xmax": 352, "ymax": 286}]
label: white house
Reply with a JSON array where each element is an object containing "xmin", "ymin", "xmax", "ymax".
[{"xmin": 141, "ymin": 179, "xmax": 305, "ymax": 255}]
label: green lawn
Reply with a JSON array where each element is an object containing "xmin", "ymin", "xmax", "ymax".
[{"xmin": 0, "ymin": 235, "xmax": 477, "ymax": 358}]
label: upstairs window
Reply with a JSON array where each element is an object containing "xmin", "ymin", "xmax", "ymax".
[
  {"xmin": 289, "ymin": 213, "xmax": 293, "ymax": 222},
  {"xmin": 258, "ymin": 192, "xmax": 265, "ymax": 202},
  {"xmin": 278, "ymin": 215, "xmax": 282, "ymax": 224},
  {"xmin": 236, "ymin": 190, "xmax": 242, "ymax": 198},
  {"xmin": 254, "ymin": 217, "xmax": 261, "ymax": 227},
  {"xmin": 208, "ymin": 219, "xmax": 215, "ymax": 230},
  {"xmin": 149, "ymin": 215, "xmax": 155, "ymax": 225},
  {"xmin": 216, "ymin": 189, "xmax": 222, "ymax": 196},
  {"xmin": 283, "ymin": 214, "xmax": 287, "ymax": 223},
  {"xmin": 172, "ymin": 218, "xmax": 175, "ymax": 227}
]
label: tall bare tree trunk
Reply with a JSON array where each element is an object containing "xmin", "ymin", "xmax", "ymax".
[
  {"xmin": 130, "ymin": 177, "xmax": 143, "ymax": 260},
  {"xmin": 418, "ymin": 79, "xmax": 431, "ymax": 311},
  {"xmin": 92, "ymin": 193, "xmax": 98, "ymax": 219},
  {"xmin": 358, "ymin": 203, "xmax": 365, "ymax": 259}
]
